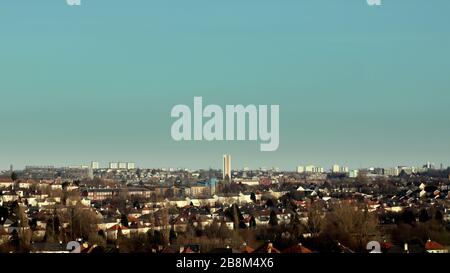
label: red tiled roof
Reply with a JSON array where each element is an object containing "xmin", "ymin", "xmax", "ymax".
[
  {"xmin": 283, "ymin": 244, "xmax": 312, "ymax": 253},
  {"xmin": 253, "ymin": 242, "xmax": 281, "ymax": 253},
  {"xmin": 127, "ymin": 216, "xmax": 138, "ymax": 222},
  {"xmin": 0, "ymin": 178, "xmax": 13, "ymax": 182},
  {"xmin": 382, "ymin": 241, "xmax": 393, "ymax": 250},
  {"xmin": 425, "ymin": 240, "xmax": 446, "ymax": 250},
  {"xmin": 181, "ymin": 247, "xmax": 195, "ymax": 253},
  {"xmin": 240, "ymin": 245, "xmax": 254, "ymax": 253},
  {"xmin": 129, "ymin": 222, "xmax": 146, "ymax": 229},
  {"xmin": 107, "ymin": 224, "xmax": 128, "ymax": 231}
]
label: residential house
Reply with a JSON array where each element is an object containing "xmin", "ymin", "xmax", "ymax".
[
  {"xmin": 85, "ymin": 188, "xmax": 119, "ymax": 201},
  {"xmin": 283, "ymin": 243, "xmax": 313, "ymax": 253},
  {"xmin": 106, "ymin": 224, "xmax": 130, "ymax": 240},
  {"xmin": 0, "ymin": 179, "xmax": 14, "ymax": 189},
  {"xmin": 253, "ymin": 242, "xmax": 281, "ymax": 253},
  {"xmin": 0, "ymin": 228, "xmax": 10, "ymax": 245},
  {"xmin": 189, "ymin": 184, "xmax": 209, "ymax": 198},
  {"xmin": 425, "ymin": 240, "xmax": 449, "ymax": 253}
]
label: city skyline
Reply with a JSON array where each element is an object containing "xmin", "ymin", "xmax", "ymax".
[
  {"xmin": 2, "ymin": 158, "xmax": 448, "ymax": 172},
  {"xmin": 1, "ymin": 1, "xmax": 450, "ymax": 170}
]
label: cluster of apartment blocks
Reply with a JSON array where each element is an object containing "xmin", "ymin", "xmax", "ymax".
[
  {"xmin": 90, "ymin": 162, "xmax": 135, "ymax": 170},
  {"xmin": 297, "ymin": 164, "xmax": 355, "ymax": 176},
  {"xmin": 27, "ymin": 161, "xmax": 136, "ymax": 172},
  {"xmin": 297, "ymin": 164, "xmax": 434, "ymax": 177}
]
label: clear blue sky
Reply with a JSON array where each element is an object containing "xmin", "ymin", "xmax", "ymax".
[{"xmin": 0, "ymin": 0, "xmax": 449, "ymax": 170}]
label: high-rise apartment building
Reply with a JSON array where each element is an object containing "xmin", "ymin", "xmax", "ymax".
[
  {"xmin": 349, "ymin": 169, "xmax": 359, "ymax": 178},
  {"xmin": 384, "ymin": 167, "xmax": 400, "ymax": 176},
  {"xmin": 223, "ymin": 154, "xmax": 231, "ymax": 181},
  {"xmin": 332, "ymin": 164, "xmax": 349, "ymax": 174},
  {"xmin": 305, "ymin": 165, "xmax": 323, "ymax": 173},
  {"xmin": 91, "ymin": 161, "xmax": 99, "ymax": 169},
  {"xmin": 208, "ymin": 178, "xmax": 218, "ymax": 195},
  {"xmin": 332, "ymin": 164, "xmax": 340, "ymax": 173}
]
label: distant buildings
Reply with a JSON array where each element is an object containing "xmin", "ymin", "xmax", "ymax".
[
  {"xmin": 307, "ymin": 165, "xmax": 323, "ymax": 173},
  {"xmin": 190, "ymin": 184, "xmax": 209, "ymax": 197},
  {"xmin": 425, "ymin": 162, "xmax": 435, "ymax": 169},
  {"xmin": 237, "ymin": 178, "xmax": 259, "ymax": 186},
  {"xmin": 108, "ymin": 162, "xmax": 135, "ymax": 170},
  {"xmin": 384, "ymin": 167, "xmax": 400, "ymax": 176},
  {"xmin": 22, "ymin": 166, "xmax": 92, "ymax": 180},
  {"xmin": 297, "ymin": 165, "xmax": 324, "ymax": 174},
  {"xmin": 293, "ymin": 162, "xmax": 441, "ymax": 178},
  {"xmin": 383, "ymin": 166, "xmax": 427, "ymax": 176},
  {"xmin": 297, "ymin": 165, "xmax": 325, "ymax": 174},
  {"xmin": 91, "ymin": 161, "xmax": 99, "ymax": 170},
  {"xmin": 223, "ymin": 155, "xmax": 231, "ymax": 180},
  {"xmin": 84, "ymin": 188, "xmax": 119, "ymax": 201},
  {"xmin": 332, "ymin": 164, "xmax": 349, "ymax": 174},
  {"xmin": 109, "ymin": 162, "xmax": 119, "ymax": 169},
  {"xmin": 208, "ymin": 178, "xmax": 218, "ymax": 195},
  {"xmin": 332, "ymin": 164, "xmax": 340, "ymax": 173},
  {"xmin": 349, "ymin": 169, "xmax": 359, "ymax": 178}
]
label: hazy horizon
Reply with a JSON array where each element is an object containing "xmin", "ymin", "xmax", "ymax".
[{"xmin": 2, "ymin": 158, "xmax": 447, "ymax": 172}]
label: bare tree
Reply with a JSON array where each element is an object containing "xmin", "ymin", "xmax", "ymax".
[
  {"xmin": 69, "ymin": 205, "xmax": 101, "ymax": 240},
  {"xmin": 305, "ymin": 201, "xmax": 325, "ymax": 237},
  {"xmin": 322, "ymin": 202, "xmax": 379, "ymax": 251}
]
